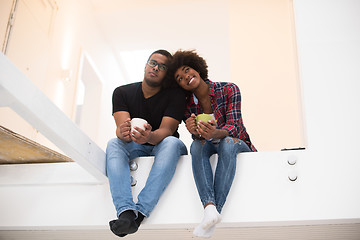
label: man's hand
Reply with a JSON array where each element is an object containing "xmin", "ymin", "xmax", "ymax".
[
  {"xmin": 197, "ymin": 119, "xmax": 216, "ymax": 140},
  {"xmin": 130, "ymin": 123, "xmax": 152, "ymax": 144},
  {"xmin": 118, "ymin": 118, "xmax": 132, "ymax": 142}
]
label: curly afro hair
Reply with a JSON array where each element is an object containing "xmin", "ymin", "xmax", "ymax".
[{"xmin": 166, "ymin": 50, "xmax": 208, "ymax": 89}]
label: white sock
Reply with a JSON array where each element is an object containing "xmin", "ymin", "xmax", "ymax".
[
  {"xmin": 200, "ymin": 204, "xmax": 222, "ymax": 230},
  {"xmin": 193, "ymin": 224, "xmax": 216, "ymax": 238}
]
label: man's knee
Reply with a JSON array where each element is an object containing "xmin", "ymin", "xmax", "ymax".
[
  {"xmin": 161, "ymin": 136, "xmax": 179, "ymax": 144},
  {"xmin": 107, "ymin": 137, "xmax": 118, "ymax": 146},
  {"xmin": 160, "ymin": 136, "xmax": 185, "ymax": 150},
  {"xmin": 106, "ymin": 138, "xmax": 128, "ymax": 161},
  {"xmin": 106, "ymin": 138, "xmax": 118, "ymax": 152}
]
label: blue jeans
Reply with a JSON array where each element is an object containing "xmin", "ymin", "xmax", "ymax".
[
  {"xmin": 191, "ymin": 136, "xmax": 252, "ymax": 213},
  {"xmin": 106, "ymin": 136, "xmax": 187, "ymax": 218}
]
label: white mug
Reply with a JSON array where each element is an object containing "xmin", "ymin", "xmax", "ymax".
[{"xmin": 130, "ymin": 118, "xmax": 148, "ymax": 132}]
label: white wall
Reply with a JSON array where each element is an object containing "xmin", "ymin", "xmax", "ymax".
[
  {"xmin": 0, "ymin": 0, "xmax": 304, "ymax": 152},
  {"xmin": 229, "ymin": 0, "xmax": 304, "ymax": 151},
  {"xmin": 291, "ymin": 0, "xmax": 360, "ymax": 215}
]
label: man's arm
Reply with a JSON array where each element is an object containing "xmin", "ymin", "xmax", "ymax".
[
  {"xmin": 147, "ymin": 116, "xmax": 180, "ymax": 145},
  {"xmin": 132, "ymin": 116, "xmax": 180, "ymax": 145},
  {"xmin": 113, "ymin": 111, "xmax": 131, "ymax": 142}
]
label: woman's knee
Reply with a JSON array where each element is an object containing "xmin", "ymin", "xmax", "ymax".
[
  {"xmin": 219, "ymin": 137, "xmax": 250, "ymax": 153},
  {"xmin": 190, "ymin": 139, "xmax": 214, "ymax": 157},
  {"xmin": 190, "ymin": 140, "xmax": 203, "ymax": 155}
]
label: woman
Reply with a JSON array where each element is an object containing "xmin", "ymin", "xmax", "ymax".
[{"xmin": 168, "ymin": 50, "xmax": 257, "ymax": 238}]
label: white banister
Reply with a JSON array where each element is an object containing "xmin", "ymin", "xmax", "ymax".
[{"xmin": 0, "ymin": 52, "xmax": 107, "ymax": 182}]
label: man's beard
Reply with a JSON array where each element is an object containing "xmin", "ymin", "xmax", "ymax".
[{"xmin": 144, "ymin": 77, "xmax": 162, "ymax": 88}]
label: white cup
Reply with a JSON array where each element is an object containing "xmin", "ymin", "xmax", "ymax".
[{"xmin": 130, "ymin": 118, "xmax": 148, "ymax": 132}]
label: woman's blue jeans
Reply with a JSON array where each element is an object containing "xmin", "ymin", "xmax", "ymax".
[
  {"xmin": 191, "ymin": 136, "xmax": 252, "ymax": 213},
  {"xmin": 106, "ymin": 136, "xmax": 187, "ymax": 218}
]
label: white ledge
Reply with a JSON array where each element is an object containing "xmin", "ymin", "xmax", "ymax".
[{"xmin": 0, "ymin": 162, "xmax": 99, "ymax": 186}]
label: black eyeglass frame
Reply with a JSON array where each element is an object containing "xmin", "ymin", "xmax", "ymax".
[{"xmin": 147, "ymin": 60, "xmax": 167, "ymax": 72}]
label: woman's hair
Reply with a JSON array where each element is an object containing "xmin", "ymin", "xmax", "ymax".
[{"xmin": 166, "ymin": 50, "xmax": 208, "ymax": 89}]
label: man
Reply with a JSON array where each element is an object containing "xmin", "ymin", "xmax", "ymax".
[{"xmin": 106, "ymin": 50, "xmax": 187, "ymax": 237}]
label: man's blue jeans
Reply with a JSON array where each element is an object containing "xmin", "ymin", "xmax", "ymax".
[
  {"xmin": 106, "ymin": 136, "xmax": 187, "ymax": 218},
  {"xmin": 190, "ymin": 136, "xmax": 252, "ymax": 213}
]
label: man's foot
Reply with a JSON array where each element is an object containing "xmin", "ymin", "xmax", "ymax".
[
  {"xmin": 109, "ymin": 220, "xmax": 127, "ymax": 237},
  {"xmin": 135, "ymin": 212, "xmax": 145, "ymax": 226},
  {"xmin": 109, "ymin": 210, "xmax": 138, "ymax": 237}
]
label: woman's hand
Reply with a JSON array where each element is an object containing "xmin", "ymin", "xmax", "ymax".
[
  {"xmin": 197, "ymin": 119, "xmax": 216, "ymax": 140},
  {"xmin": 185, "ymin": 113, "xmax": 198, "ymax": 136}
]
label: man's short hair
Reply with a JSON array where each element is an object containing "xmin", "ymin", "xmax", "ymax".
[{"xmin": 148, "ymin": 49, "xmax": 173, "ymax": 62}]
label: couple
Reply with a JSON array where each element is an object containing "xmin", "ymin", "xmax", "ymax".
[{"xmin": 106, "ymin": 49, "xmax": 256, "ymax": 238}]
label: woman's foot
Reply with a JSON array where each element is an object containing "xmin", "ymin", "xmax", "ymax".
[
  {"xmin": 193, "ymin": 225, "xmax": 216, "ymax": 238},
  {"xmin": 200, "ymin": 204, "xmax": 222, "ymax": 230},
  {"xmin": 193, "ymin": 204, "xmax": 222, "ymax": 238}
]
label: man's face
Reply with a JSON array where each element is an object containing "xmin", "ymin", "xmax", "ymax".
[{"xmin": 144, "ymin": 53, "xmax": 168, "ymax": 87}]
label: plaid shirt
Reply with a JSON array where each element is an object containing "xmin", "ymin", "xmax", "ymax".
[{"xmin": 184, "ymin": 79, "xmax": 257, "ymax": 152}]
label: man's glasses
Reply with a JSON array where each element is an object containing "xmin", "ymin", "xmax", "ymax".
[{"xmin": 147, "ymin": 60, "xmax": 167, "ymax": 72}]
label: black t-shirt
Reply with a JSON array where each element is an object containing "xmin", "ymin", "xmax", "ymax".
[{"xmin": 112, "ymin": 82, "xmax": 185, "ymax": 138}]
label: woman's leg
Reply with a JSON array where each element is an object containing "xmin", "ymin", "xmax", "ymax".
[
  {"xmin": 214, "ymin": 137, "xmax": 251, "ymax": 213},
  {"xmin": 191, "ymin": 140, "xmax": 217, "ymax": 207},
  {"xmin": 191, "ymin": 140, "xmax": 221, "ymax": 237}
]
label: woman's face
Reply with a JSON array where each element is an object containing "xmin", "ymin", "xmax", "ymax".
[{"xmin": 174, "ymin": 65, "xmax": 201, "ymax": 91}]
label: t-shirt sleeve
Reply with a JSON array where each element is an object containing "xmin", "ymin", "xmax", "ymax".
[
  {"xmin": 164, "ymin": 88, "xmax": 186, "ymax": 122},
  {"xmin": 112, "ymin": 86, "xmax": 128, "ymax": 114}
]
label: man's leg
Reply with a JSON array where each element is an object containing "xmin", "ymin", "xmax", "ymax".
[
  {"xmin": 135, "ymin": 136, "xmax": 187, "ymax": 217},
  {"xmin": 106, "ymin": 138, "xmax": 150, "ymax": 237}
]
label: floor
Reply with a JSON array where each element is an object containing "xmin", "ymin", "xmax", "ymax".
[{"xmin": 1, "ymin": 223, "xmax": 360, "ymax": 240}]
